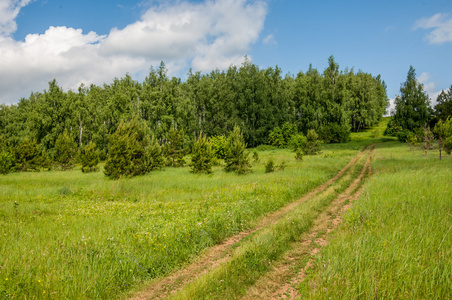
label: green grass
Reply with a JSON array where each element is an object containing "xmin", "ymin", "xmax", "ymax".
[
  {"xmin": 0, "ymin": 146, "xmax": 362, "ymax": 299},
  {"xmin": 173, "ymin": 149, "xmax": 370, "ymax": 299},
  {"xmin": 302, "ymin": 141, "xmax": 452, "ymax": 299}
]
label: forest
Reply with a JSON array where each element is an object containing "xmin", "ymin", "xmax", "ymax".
[{"xmin": 0, "ymin": 56, "xmax": 389, "ymax": 171}]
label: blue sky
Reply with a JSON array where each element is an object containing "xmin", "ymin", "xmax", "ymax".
[{"xmin": 1, "ymin": 0, "xmax": 452, "ymax": 109}]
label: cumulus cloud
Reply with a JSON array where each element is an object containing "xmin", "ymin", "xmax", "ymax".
[
  {"xmin": 0, "ymin": 0, "xmax": 33, "ymax": 36},
  {"xmin": 417, "ymin": 72, "xmax": 442, "ymax": 105},
  {"xmin": 414, "ymin": 13, "xmax": 452, "ymax": 44},
  {"xmin": 0, "ymin": 0, "xmax": 268, "ymax": 104}
]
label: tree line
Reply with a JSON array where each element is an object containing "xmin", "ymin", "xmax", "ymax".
[
  {"xmin": 386, "ymin": 66, "xmax": 452, "ymax": 157},
  {"xmin": 0, "ymin": 56, "xmax": 389, "ymax": 175}
]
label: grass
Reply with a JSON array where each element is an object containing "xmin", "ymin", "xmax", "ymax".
[
  {"xmin": 302, "ymin": 141, "xmax": 452, "ymax": 299},
  {"xmin": 173, "ymin": 149, "xmax": 370, "ymax": 299},
  {"xmin": 0, "ymin": 145, "xmax": 362, "ymax": 299}
]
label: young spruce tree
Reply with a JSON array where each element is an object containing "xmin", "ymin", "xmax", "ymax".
[
  {"xmin": 190, "ymin": 132, "xmax": 214, "ymax": 174},
  {"xmin": 80, "ymin": 141, "xmax": 99, "ymax": 172},
  {"xmin": 224, "ymin": 126, "xmax": 251, "ymax": 174},
  {"xmin": 104, "ymin": 119, "xmax": 162, "ymax": 179},
  {"xmin": 54, "ymin": 130, "xmax": 77, "ymax": 170}
]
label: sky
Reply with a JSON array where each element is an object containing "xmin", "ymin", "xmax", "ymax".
[{"xmin": 1, "ymin": 0, "xmax": 452, "ymax": 111}]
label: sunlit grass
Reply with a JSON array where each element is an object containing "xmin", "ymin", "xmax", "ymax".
[
  {"xmin": 302, "ymin": 141, "xmax": 452, "ymax": 299},
  {"xmin": 0, "ymin": 145, "xmax": 364, "ymax": 299}
]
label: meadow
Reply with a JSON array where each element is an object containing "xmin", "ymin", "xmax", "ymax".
[
  {"xmin": 0, "ymin": 143, "xmax": 361, "ymax": 299},
  {"xmin": 302, "ymin": 141, "xmax": 452, "ymax": 299}
]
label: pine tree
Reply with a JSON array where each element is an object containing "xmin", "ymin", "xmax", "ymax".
[
  {"xmin": 224, "ymin": 126, "xmax": 251, "ymax": 174},
  {"xmin": 190, "ymin": 132, "xmax": 214, "ymax": 174},
  {"xmin": 104, "ymin": 119, "xmax": 156, "ymax": 179},
  {"xmin": 163, "ymin": 127, "xmax": 185, "ymax": 167},
  {"xmin": 80, "ymin": 141, "xmax": 99, "ymax": 173},
  {"xmin": 54, "ymin": 130, "xmax": 77, "ymax": 170},
  {"xmin": 143, "ymin": 135, "xmax": 165, "ymax": 171},
  {"xmin": 14, "ymin": 138, "xmax": 42, "ymax": 171}
]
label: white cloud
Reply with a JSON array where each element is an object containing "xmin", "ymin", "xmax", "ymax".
[
  {"xmin": 417, "ymin": 72, "xmax": 442, "ymax": 105},
  {"xmin": 262, "ymin": 33, "xmax": 276, "ymax": 45},
  {"xmin": 0, "ymin": 0, "xmax": 268, "ymax": 104},
  {"xmin": 414, "ymin": 13, "xmax": 452, "ymax": 44},
  {"xmin": 0, "ymin": 0, "xmax": 33, "ymax": 36}
]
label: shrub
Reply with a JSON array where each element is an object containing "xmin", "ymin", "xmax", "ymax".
[
  {"xmin": 289, "ymin": 133, "xmax": 307, "ymax": 151},
  {"xmin": 143, "ymin": 135, "xmax": 165, "ymax": 171},
  {"xmin": 163, "ymin": 127, "xmax": 186, "ymax": 167},
  {"xmin": 209, "ymin": 135, "xmax": 228, "ymax": 159},
  {"xmin": 190, "ymin": 132, "xmax": 214, "ymax": 174},
  {"xmin": 265, "ymin": 158, "xmax": 275, "ymax": 173},
  {"xmin": 104, "ymin": 119, "xmax": 159, "ymax": 179},
  {"xmin": 14, "ymin": 138, "xmax": 42, "ymax": 171},
  {"xmin": 80, "ymin": 141, "xmax": 99, "ymax": 173},
  {"xmin": 224, "ymin": 126, "xmax": 251, "ymax": 174},
  {"xmin": 304, "ymin": 129, "xmax": 322, "ymax": 155},
  {"xmin": 54, "ymin": 130, "xmax": 77, "ymax": 170},
  {"xmin": 319, "ymin": 124, "xmax": 350, "ymax": 143},
  {"xmin": 252, "ymin": 149, "xmax": 259, "ymax": 163},
  {"xmin": 268, "ymin": 126, "xmax": 285, "ymax": 147},
  {"xmin": 295, "ymin": 148, "xmax": 303, "ymax": 161},
  {"xmin": 0, "ymin": 151, "xmax": 15, "ymax": 174}
]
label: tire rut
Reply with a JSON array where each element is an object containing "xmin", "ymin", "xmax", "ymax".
[
  {"xmin": 129, "ymin": 147, "xmax": 373, "ymax": 300},
  {"xmin": 243, "ymin": 146, "xmax": 375, "ymax": 300}
]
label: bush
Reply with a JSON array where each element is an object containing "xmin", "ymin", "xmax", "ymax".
[
  {"xmin": 304, "ymin": 129, "xmax": 322, "ymax": 155},
  {"xmin": 209, "ymin": 135, "xmax": 228, "ymax": 159},
  {"xmin": 80, "ymin": 141, "xmax": 99, "ymax": 173},
  {"xmin": 104, "ymin": 119, "xmax": 160, "ymax": 179},
  {"xmin": 265, "ymin": 158, "xmax": 275, "ymax": 173},
  {"xmin": 143, "ymin": 135, "xmax": 165, "ymax": 171},
  {"xmin": 224, "ymin": 126, "xmax": 251, "ymax": 174},
  {"xmin": 268, "ymin": 126, "xmax": 285, "ymax": 147},
  {"xmin": 295, "ymin": 148, "xmax": 303, "ymax": 161},
  {"xmin": 0, "ymin": 151, "xmax": 15, "ymax": 174},
  {"xmin": 319, "ymin": 124, "xmax": 350, "ymax": 143},
  {"xmin": 163, "ymin": 127, "xmax": 186, "ymax": 167},
  {"xmin": 252, "ymin": 149, "xmax": 259, "ymax": 163},
  {"xmin": 190, "ymin": 132, "xmax": 214, "ymax": 174},
  {"xmin": 14, "ymin": 138, "xmax": 42, "ymax": 171},
  {"xmin": 289, "ymin": 133, "xmax": 307, "ymax": 151},
  {"xmin": 54, "ymin": 130, "xmax": 77, "ymax": 170}
]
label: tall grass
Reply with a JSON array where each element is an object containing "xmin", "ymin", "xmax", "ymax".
[
  {"xmin": 0, "ymin": 146, "xmax": 360, "ymax": 299},
  {"xmin": 303, "ymin": 142, "xmax": 452, "ymax": 299},
  {"xmin": 174, "ymin": 152, "xmax": 368, "ymax": 299}
]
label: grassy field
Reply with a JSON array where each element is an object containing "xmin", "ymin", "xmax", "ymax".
[
  {"xmin": 0, "ymin": 143, "xmax": 361, "ymax": 299},
  {"xmin": 3, "ymin": 117, "xmax": 450, "ymax": 299},
  {"xmin": 302, "ymin": 141, "xmax": 452, "ymax": 299}
]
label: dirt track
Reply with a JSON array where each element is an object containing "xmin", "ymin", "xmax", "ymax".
[{"xmin": 130, "ymin": 145, "xmax": 376, "ymax": 300}]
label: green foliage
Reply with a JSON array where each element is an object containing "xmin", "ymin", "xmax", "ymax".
[
  {"xmin": 319, "ymin": 123, "xmax": 351, "ymax": 143},
  {"xmin": 163, "ymin": 127, "xmax": 186, "ymax": 167},
  {"xmin": 143, "ymin": 135, "xmax": 165, "ymax": 171},
  {"xmin": 304, "ymin": 129, "xmax": 322, "ymax": 155},
  {"xmin": 104, "ymin": 119, "xmax": 156, "ymax": 179},
  {"xmin": 434, "ymin": 85, "xmax": 452, "ymax": 121},
  {"xmin": 289, "ymin": 133, "xmax": 307, "ymax": 150},
  {"xmin": 388, "ymin": 66, "xmax": 432, "ymax": 132},
  {"xmin": 190, "ymin": 132, "xmax": 214, "ymax": 174},
  {"xmin": 224, "ymin": 126, "xmax": 251, "ymax": 174},
  {"xmin": 13, "ymin": 138, "xmax": 42, "ymax": 171},
  {"xmin": 265, "ymin": 158, "xmax": 275, "ymax": 173},
  {"xmin": 80, "ymin": 141, "xmax": 99, "ymax": 173},
  {"xmin": 252, "ymin": 149, "xmax": 259, "ymax": 163},
  {"xmin": 267, "ymin": 126, "xmax": 285, "ymax": 147},
  {"xmin": 434, "ymin": 117, "xmax": 452, "ymax": 157},
  {"xmin": 54, "ymin": 130, "xmax": 77, "ymax": 170},
  {"xmin": 0, "ymin": 151, "xmax": 15, "ymax": 174},
  {"xmin": 406, "ymin": 131, "xmax": 418, "ymax": 151},
  {"xmin": 209, "ymin": 135, "xmax": 227, "ymax": 159},
  {"xmin": 295, "ymin": 148, "xmax": 303, "ymax": 161}
]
